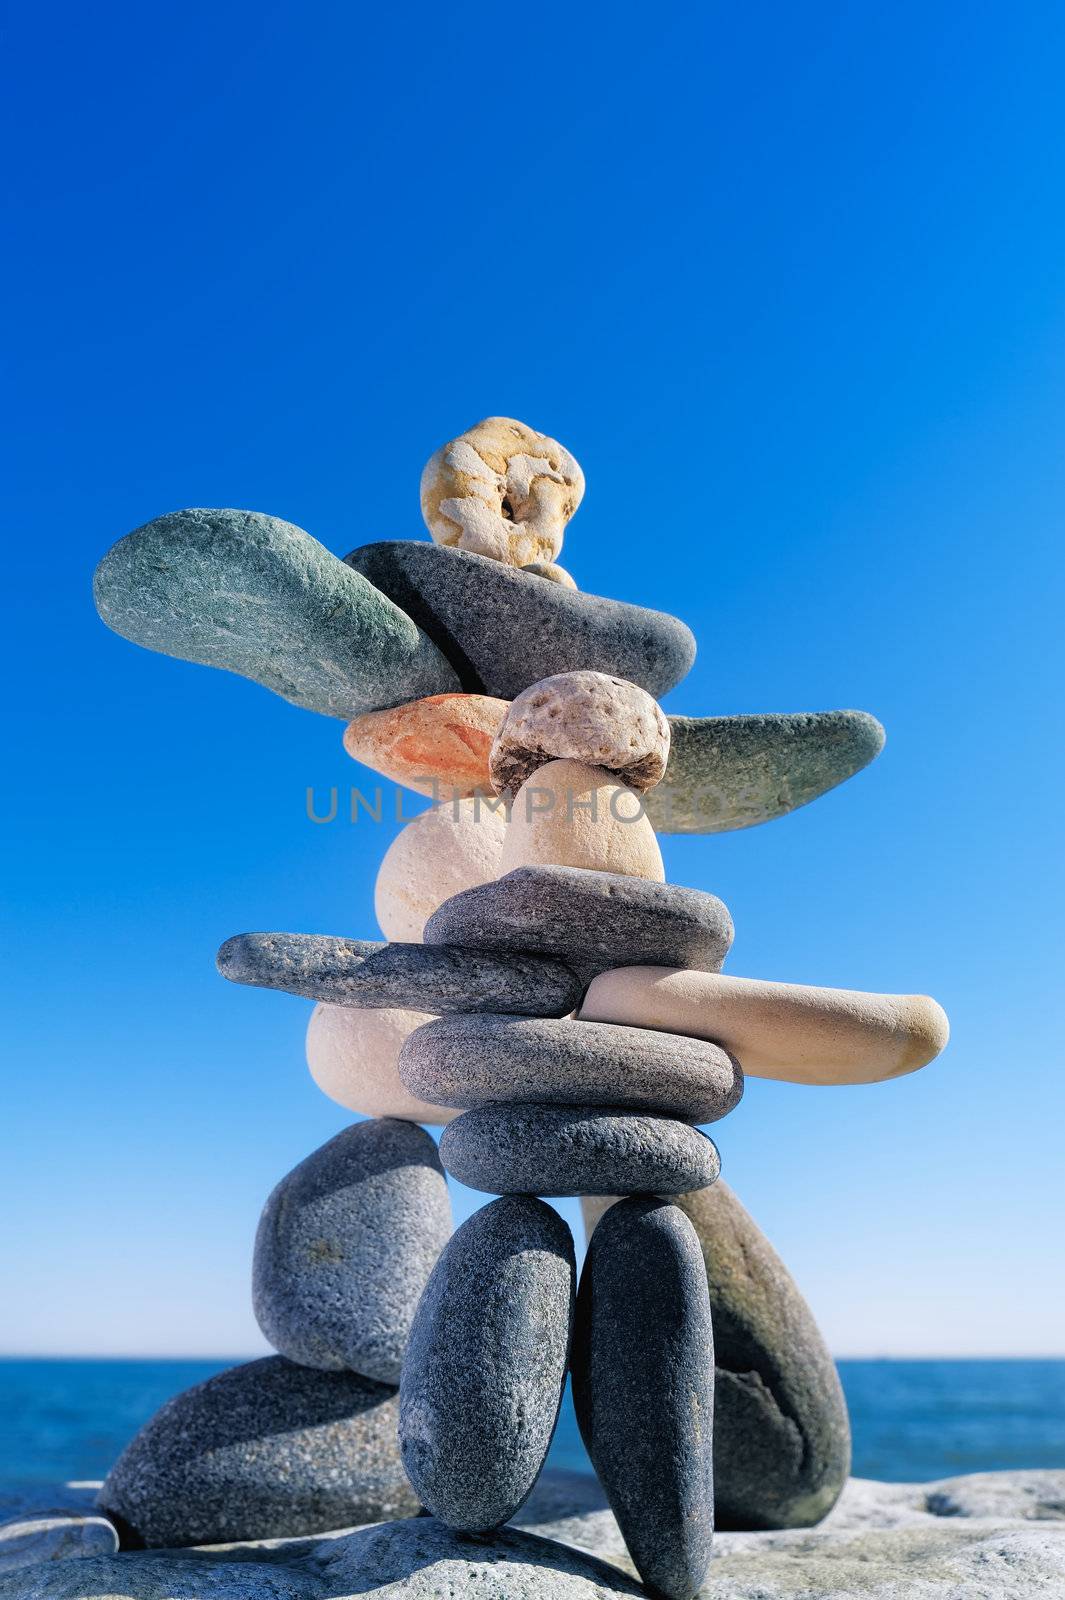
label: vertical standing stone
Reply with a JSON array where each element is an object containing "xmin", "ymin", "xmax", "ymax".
[
  {"xmin": 571, "ymin": 1197, "xmax": 715, "ymax": 1600},
  {"xmin": 399, "ymin": 1196, "xmax": 575, "ymax": 1531}
]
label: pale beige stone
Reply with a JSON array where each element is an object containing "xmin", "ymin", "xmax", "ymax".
[
  {"xmin": 420, "ymin": 417, "xmax": 584, "ymax": 568},
  {"xmin": 306, "ymin": 1002, "xmax": 458, "ymax": 1123},
  {"xmin": 521, "ymin": 562, "xmax": 578, "ymax": 589},
  {"xmin": 499, "ymin": 759, "xmax": 665, "ymax": 882},
  {"xmin": 579, "ymin": 966, "xmax": 949, "ymax": 1085},
  {"xmin": 375, "ymin": 797, "xmax": 508, "ymax": 942},
  {"xmin": 343, "ymin": 693, "xmax": 506, "ymax": 798},
  {"xmin": 490, "ymin": 672, "xmax": 670, "ymax": 798}
]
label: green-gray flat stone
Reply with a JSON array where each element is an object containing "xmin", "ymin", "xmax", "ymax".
[
  {"xmin": 646, "ymin": 710, "xmax": 885, "ymax": 833},
  {"xmin": 93, "ymin": 509, "xmax": 461, "ymax": 717}
]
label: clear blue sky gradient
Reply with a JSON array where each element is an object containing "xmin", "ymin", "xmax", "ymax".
[{"xmin": 4, "ymin": 2, "xmax": 1063, "ymax": 1357}]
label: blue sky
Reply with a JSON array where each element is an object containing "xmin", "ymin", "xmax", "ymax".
[{"xmin": 3, "ymin": 0, "xmax": 1063, "ymax": 1358}]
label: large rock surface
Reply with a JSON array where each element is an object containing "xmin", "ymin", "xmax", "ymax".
[
  {"xmin": 345, "ymin": 540, "xmax": 696, "ymax": 700},
  {"xmin": 644, "ymin": 711, "xmax": 886, "ymax": 834},
  {"xmin": 253, "ymin": 1119, "xmax": 451, "ymax": 1382},
  {"xmin": 96, "ymin": 1356, "xmax": 417, "ymax": 1547},
  {"xmin": 8, "ymin": 1470, "xmax": 1064, "ymax": 1597},
  {"xmin": 93, "ymin": 509, "xmax": 459, "ymax": 717},
  {"xmin": 584, "ymin": 1181, "xmax": 850, "ymax": 1530}
]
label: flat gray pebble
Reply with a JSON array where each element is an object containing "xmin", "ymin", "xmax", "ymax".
[
  {"xmin": 94, "ymin": 509, "xmax": 460, "ymax": 718},
  {"xmin": 345, "ymin": 540, "xmax": 696, "ymax": 701},
  {"xmin": 439, "ymin": 1106, "xmax": 720, "ymax": 1197},
  {"xmin": 399, "ymin": 1196, "xmax": 575, "ymax": 1531},
  {"xmin": 401, "ymin": 1014, "xmax": 743, "ymax": 1122},
  {"xmin": 219, "ymin": 932, "xmax": 584, "ymax": 1017},
  {"xmin": 97, "ymin": 1356, "xmax": 418, "ymax": 1547},
  {"xmin": 645, "ymin": 711, "xmax": 886, "ymax": 834},
  {"xmin": 253, "ymin": 1118, "xmax": 451, "ymax": 1383},
  {"xmin": 572, "ymin": 1198, "xmax": 715, "ymax": 1600},
  {"xmin": 424, "ymin": 865, "xmax": 733, "ymax": 983},
  {"xmin": 0, "ymin": 1512, "xmax": 118, "ymax": 1574}
]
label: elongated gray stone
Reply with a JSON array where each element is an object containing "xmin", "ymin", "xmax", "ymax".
[
  {"xmin": 401, "ymin": 1014, "xmax": 743, "ymax": 1122},
  {"xmin": 344, "ymin": 540, "xmax": 696, "ymax": 700},
  {"xmin": 573, "ymin": 1197, "xmax": 715, "ymax": 1600},
  {"xmin": 440, "ymin": 1105, "xmax": 720, "ymax": 1197},
  {"xmin": 583, "ymin": 1179, "xmax": 851, "ymax": 1530},
  {"xmin": 0, "ymin": 1512, "xmax": 118, "ymax": 1574},
  {"xmin": 93, "ymin": 509, "xmax": 460, "ymax": 718},
  {"xmin": 399, "ymin": 1196, "xmax": 575, "ymax": 1531},
  {"xmin": 219, "ymin": 932, "xmax": 584, "ymax": 1017},
  {"xmin": 645, "ymin": 711, "xmax": 885, "ymax": 834},
  {"xmin": 424, "ymin": 865, "xmax": 733, "ymax": 983},
  {"xmin": 97, "ymin": 1357, "xmax": 417, "ymax": 1547},
  {"xmin": 253, "ymin": 1119, "xmax": 451, "ymax": 1383}
]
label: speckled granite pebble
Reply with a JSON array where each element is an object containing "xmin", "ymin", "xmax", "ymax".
[
  {"xmin": 344, "ymin": 541, "xmax": 696, "ymax": 700},
  {"xmin": 253, "ymin": 1119, "xmax": 451, "ymax": 1383},
  {"xmin": 97, "ymin": 1356, "xmax": 417, "ymax": 1547},
  {"xmin": 490, "ymin": 672, "xmax": 669, "ymax": 797},
  {"xmin": 94, "ymin": 510, "xmax": 460, "ymax": 718},
  {"xmin": 424, "ymin": 865, "xmax": 733, "ymax": 983},
  {"xmin": 439, "ymin": 1105, "xmax": 720, "ymax": 1197},
  {"xmin": 645, "ymin": 711, "xmax": 885, "ymax": 834},
  {"xmin": 583, "ymin": 1180, "xmax": 851, "ymax": 1531},
  {"xmin": 573, "ymin": 1197, "xmax": 715, "ymax": 1600},
  {"xmin": 399, "ymin": 1196, "xmax": 575, "ymax": 1531},
  {"xmin": 220, "ymin": 932, "xmax": 583, "ymax": 1017},
  {"xmin": 401, "ymin": 1014, "xmax": 743, "ymax": 1122}
]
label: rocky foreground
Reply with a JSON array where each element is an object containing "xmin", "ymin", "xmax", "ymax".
[{"xmin": 2, "ymin": 1467, "xmax": 1062, "ymax": 1598}]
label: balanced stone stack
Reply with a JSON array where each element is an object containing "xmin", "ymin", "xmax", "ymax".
[{"xmin": 89, "ymin": 416, "xmax": 950, "ymax": 1597}]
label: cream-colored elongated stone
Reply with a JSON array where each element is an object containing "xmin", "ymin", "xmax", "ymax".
[
  {"xmin": 306, "ymin": 1002, "xmax": 459, "ymax": 1123},
  {"xmin": 375, "ymin": 797, "xmax": 508, "ymax": 942},
  {"xmin": 498, "ymin": 759, "xmax": 665, "ymax": 882},
  {"xmin": 579, "ymin": 967, "xmax": 948, "ymax": 1085},
  {"xmin": 344, "ymin": 693, "xmax": 506, "ymax": 798}
]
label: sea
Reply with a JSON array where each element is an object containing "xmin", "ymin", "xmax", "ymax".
[{"xmin": 1, "ymin": 1358, "xmax": 1063, "ymax": 1493}]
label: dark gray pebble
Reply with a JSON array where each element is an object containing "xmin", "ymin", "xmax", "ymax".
[
  {"xmin": 424, "ymin": 865, "xmax": 733, "ymax": 984},
  {"xmin": 399, "ymin": 1196, "xmax": 575, "ymax": 1532},
  {"xmin": 97, "ymin": 1356, "xmax": 418, "ymax": 1547},
  {"xmin": 571, "ymin": 1197, "xmax": 715, "ymax": 1600},
  {"xmin": 344, "ymin": 540, "xmax": 696, "ymax": 701},
  {"xmin": 439, "ymin": 1105, "xmax": 720, "ymax": 1197},
  {"xmin": 253, "ymin": 1118, "xmax": 451, "ymax": 1383},
  {"xmin": 400, "ymin": 1014, "xmax": 743, "ymax": 1123},
  {"xmin": 218, "ymin": 932, "xmax": 584, "ymax": 1017}
]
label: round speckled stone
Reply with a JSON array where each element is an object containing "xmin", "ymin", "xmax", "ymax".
[
  {"xmin": 399, "ymin": 1196, "xmax": 575, "ymax": 1532},
  {"xmin": 253, "ymin": 1119, "xmax": 452, "ymax": 1383},
  {"xmin": 400, "ymin": 1014, "xmax": 743, "ymax": 1123},
  {"xmin": 438, "ymin": 1105, "xmax": 720, "ymax": 1197}
]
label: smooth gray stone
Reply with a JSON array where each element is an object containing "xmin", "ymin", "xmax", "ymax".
[
  {"xmin": 583, "ymin": 1179, "xmax": 851, "ymax": 1531},
  {"xmin": 253, "ymin": 1119, "xmax": 451, "ymax": 1383},
  {"xmin": 219, "ymin": 932, "xmax": 584, "ymax": 1017},
  {"xmin": 424, "ymin": 865, "xmax": 733, "ymax": 984},
  {"xmin": 399, "ymin": 1196, "xmax": 575, "ymax": 1532},
  {"xmin": 97, "ymin": 1356, "xmax": 418, "ymax": 1547},
  {"xmin": 401, "ymin": 1014, "xmax": 744, "ymax": 1123},
  {"xmin": 440, "ymin": 1106, "xmax": 720, "ymax": 1197},
  {"xmin": 645, "ymin": 711, "xmax": 886, "ymax": 834},
  {"xmin": 572, "ymin": 1198, "xmax": 715, "ymax": 1600},
  {"xmin": 93, "ymin": 509, "xmax": 460, "ymax": 718},
  {"xmin": 0, "ymin": 1512, "xmax": 118, "ymax": 1574},
  {"xmin": 344, "ymin": 540, "xmax": 696, "ymax": 700}
]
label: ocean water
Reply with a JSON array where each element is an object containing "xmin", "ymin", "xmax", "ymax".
[{"xmin": 1, "ymin": 1358, "xmax": 1063, "ymax": 1493}]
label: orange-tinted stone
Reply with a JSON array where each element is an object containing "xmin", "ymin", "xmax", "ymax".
[{"xmin": 343, "ymin": 693, "xmax": 507, "ymax": 797}]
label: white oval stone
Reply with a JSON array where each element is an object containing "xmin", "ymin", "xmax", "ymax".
[
  {"xmin": 579, "ymin": 967, "xmax": 950, "ymax": 1085},
  {"xmin": 375, "ymin": 798, "xmax": 508, "ymax": 942},
  {"xmin": 306, "ymin": 1003, "xmax": 459, "ymax": 1123},
  {"xmin": 499, "ymin": 760, "xmax": 664, "ymax": 882}
]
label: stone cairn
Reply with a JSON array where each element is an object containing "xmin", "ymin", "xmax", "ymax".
[{"xmin": 90, "ymin": 417, "xmax": 949, "ymax": 1597}]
